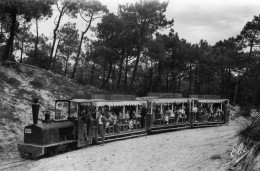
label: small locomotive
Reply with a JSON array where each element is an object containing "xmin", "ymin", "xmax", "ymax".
[{"xmin": 18, "ymin": 99, "xmax": 96, "ymax": 158}]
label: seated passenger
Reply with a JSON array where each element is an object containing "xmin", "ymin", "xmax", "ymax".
[
  {"xmin": 108, "ymin": 112, "xmax": 115, "ymax": 126},
  {"xmin": 164, "ymin": 107, "xmax": 172, "ymax": 124},
  {"xmin": 215, "ymin": 107, "xmax": 222, "ymax": 120},
  {"xmin": 192, "ymin": 105, "xmax": 198, "ymax": 122},
  {"xmin": 112, "ymin": 112, "xmax": 118, "ymax": 125},
  {"xmin": 204, "ymin": 110, "xmax": 210, "ymax": 121},
  {"xmin": 177, "ymin": 108, "xmax": 186, "ymax": 122},
  {"xmin": 217, "ymin": 107, "xmax": 222, "ymax": 114},
  {"xmin": 125, "ymin": 110, "xmax": 130, "ymax": 120},
  {"xmin": 133, "ymin": 110, "xmax": 141, "ymax": 124},
  {"xmin": 135, "ymin": 110, "xmax": 141, "ymax": 118},
  {"xmin": 169, "ymin": 110, "xmax": 175, "ymax": 118}
]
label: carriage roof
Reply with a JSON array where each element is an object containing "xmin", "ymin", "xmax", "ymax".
[
  {"xmin": 194, "ymin": 98, "xmax": 229, "ymax": 103},
  {"xmin": 68, "ymin": 99, "xmax": 146, "ymax": 107}
]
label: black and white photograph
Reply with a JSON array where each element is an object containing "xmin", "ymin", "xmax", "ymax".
[{"xmin": 0, "ymin": 0, "xmax": 260, "ymax": 170}]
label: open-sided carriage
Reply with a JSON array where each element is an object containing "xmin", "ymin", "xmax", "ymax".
[
  {"xmin": 189, "ymin": 95, "xmax": 229, "ymax": 127},
  {"xmin": 89, "ymin": 94, "xmax": 147, "ymax": 143},
  {"xmin": 140, "ymin": 93, "xmax": 191, "ymax": 134}
]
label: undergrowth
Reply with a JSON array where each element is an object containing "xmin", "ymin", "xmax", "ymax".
[
  {"xmin": 0, "ymin": 71, "xmax": 20, "ymax": 87},
  {"xmin": 237, "ymin": 111, "xmax": 260, "ymax": 143},
  {"xmin": 30, "ymin": 77, "xmax": 45, "ymax": 89},
  {"xmin": 0, "ymin": 105, "xmax": 21, "ymax": 123}
]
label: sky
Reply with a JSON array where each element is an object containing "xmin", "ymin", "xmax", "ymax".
[{"xmin": 39, "ymin": 0, "xmax": 260, "ymax": 45}]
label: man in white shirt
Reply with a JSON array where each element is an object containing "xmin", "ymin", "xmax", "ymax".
[{"xmin": 192, "ymin": 105, "xmax": 198, "ymax": 122}]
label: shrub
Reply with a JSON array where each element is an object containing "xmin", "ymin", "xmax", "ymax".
[
  {"xmin": 0, "ymin": 145, "xmax": 4, "ymax": 153},
  {"xmin": 4, "ymin": 77, "xmax": 21, "ymax": 87},
  {"xmin": 210, "ymin": 154, "xmax": 221, "ymax": 160},
  {"xmin": 0, "ymin": 105, "xmax": 20, "ymax": 123},
  {"xmin": 237, "ymin": 114, "xmax": 260, "ymax": 142},
  {"xmin": 30, "ymin": 78, "xmax": 45, "ymax": 89},
  {"xmin": 0, "ymin": 71, "xmax": 20, "ymax": 87},
  {"xmin": 240, "ymin": 106, "xmax": 251, "ymax": 118}
]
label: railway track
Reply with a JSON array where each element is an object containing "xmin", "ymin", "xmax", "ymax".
[{"xmin": 0, "ymin": 159, "xmax": 31, "ymax": 171}]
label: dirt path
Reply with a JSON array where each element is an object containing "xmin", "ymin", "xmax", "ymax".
[{"xmin": 9, "ymin": 120, "xmax": 240, "ymax": 171}]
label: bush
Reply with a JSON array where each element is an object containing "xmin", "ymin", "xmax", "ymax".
[
  {"xmin": 30, "ymin": 78, "xmax": 45, "ymax": 89},
  {"xmin": 240, "ymin": 106, "xmax": 252, "ymax": 118},
  {"xmin": 0, "ymin": 105, "xmax": 20, "ymax": 123},
  {"xmin": 0, "ymin": 145, "xmax": 4, "ymax": 153},
  {"xmin": 237, "ymin": 115, "xmax": 260, "ymax": 142},
  {"xmin": 4, "ymin": 77, "xmax": 21, "ymax": 87},
  {"xmin": 210, "ymin": 154, "xmax": 221, "ymax": 160},
  {"xmin": 0, "ymin": 71, "xmax": 20, "ymax": 87}
]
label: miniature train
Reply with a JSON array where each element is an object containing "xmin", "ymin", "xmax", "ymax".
[{"xmin": 18, "ymin": 93, "xmax": 230, "ymax": 158}]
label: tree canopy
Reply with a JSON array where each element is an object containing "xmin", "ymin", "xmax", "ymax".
[{"xmin": 1, "ymin": 0, "xmax": 260, "ymax": 107}]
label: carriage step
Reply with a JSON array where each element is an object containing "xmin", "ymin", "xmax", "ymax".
[
  {"xmin": 151, "ymin": 123, "xmax": 190, "ymax": 130},
  {"xmin": 192, "ymin": 124, "xmax": 223, "ymax": 128},
  {"xmin": 193, "ymin": 121, "xmax": 224, "ymax": 125},
  {"xmin": 97, "ymin": 133, "xmax": 147, "ymax": 144},
  {"xmin": 150, "ymin": 126, "xmax": 191, "ymax": 134},
  {"xmin": 97, "ymin": 130, "xmax": 146, "ymax": 141}
]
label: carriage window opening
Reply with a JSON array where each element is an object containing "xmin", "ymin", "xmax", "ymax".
[
  {"xmin": 79, "ymin": 104, "xmax": 92, "ymax": 118},
  {"xmin": 70, "ymin": 102, "xmax": 78, "ymax": 118},
  {"xmin": 55, "ymin": 101, "xmax": 69, "ymax": 119}
]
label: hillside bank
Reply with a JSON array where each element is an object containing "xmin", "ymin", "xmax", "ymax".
[{"xmin": 0, "ymin": 62, "xmax": 105, "ymax": 162}]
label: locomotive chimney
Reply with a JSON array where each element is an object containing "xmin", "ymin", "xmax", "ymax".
[{"xmin": 32, "ymin": 97, "xmax": 40, "ymax": 124}]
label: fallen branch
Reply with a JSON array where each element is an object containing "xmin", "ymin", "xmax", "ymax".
[{"xmin": 232, "ymin": 151, "xmax": 249, "ymax": 167}]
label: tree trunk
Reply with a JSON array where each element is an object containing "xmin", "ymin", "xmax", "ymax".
[
  {"xmin": 117, "ymin": 52, "xmax": 125, "ymax": 91},
  {"xmin": 101, "ymin": 64, "xmax": 107, "ymax": 89},
  {"xmin": 171, "ymin": 72, "xmax": 175, "ymax": 93},
  {"xmin": 207, "ymin": 65, "xmax": 210, "ymax": 94},
  {"xmin": 130, "ymin": 45, "xmax": 141, "ymax": 90},
  {"xmin": 79, "ymin": 67, "xmax": 84, "ymax": 84},
  {"xmin": 166, "ymin": 69, "xmax": 169, "ymax": 92},
  {"xmin": 2, "ymin": 9, "xmax": 17, "ymax": 62},
  {"xmin": 154, "ymin": 61, "xmax": 162, "ymax": 92},
  {"xmin": 90, "ymin": 62, "xmax": 95, "ymax": 85},
  {"xmin": 149, "ymin": 67, "xmax": 153, "ymax": 92},
  {"xmin": 71, "ymin": 32, "xmax": 84, "ymax": 79},
  {"xmin": 51, "ymin": 39, "xmax": 61, "ymax": 71},
  {"xmin": 19, "ymin": 41, "xmax": 24, "ymax": 63},
  {"xmin": 34, "ymin": 18, "xmax": 39, "ymax": 65},
  {"xmin": 178, "ymin": 75, "xmax": 181, "ymax": 93},
  {"xmin": 233, "ymin": 84, "xmax": 238, "ymax": 105},
  {"xmin": 111, "ymin": 64, "xmax": 116, "ymax": 92},
  {"xmin": 9, "ymin": 40, "xmax": 14, "ymax": 61},
  {"xmin": 225, "ymin": 62, "xmax": 231, "ymax": 95},
  {"xmin": 124, "ymin": 56, "xmax": 129, "ymax": 93},
  {"xmin": 195, "ymin": 64, "xmax": 198, "ymax": 94},
  {"xmin": 48, "ymin": 3, "xmax": 67, "ymax": 69},
  {"xmin": 188, "ymin": 61, "xmax": 192, "ymax": 94},
  {"xmin": 220, "ymin": 58, "xmax": 224, "ymax": 97},
  {"xmin": 71, "ymin": 14, "xmax": 93, "ymax": 79},
  {"xmin": 101, "ymin": 61, "xmax": 113, "ymax": 89},
  {"xmin": 64, "ymin": 54, "xmax": 70, "ymax": 77}
]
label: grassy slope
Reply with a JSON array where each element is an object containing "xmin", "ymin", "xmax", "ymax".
[{"xmin": 0, "ymin": 62, "xmax": 105, "ymax": 161}]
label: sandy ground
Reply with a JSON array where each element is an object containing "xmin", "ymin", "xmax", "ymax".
[{"xmin": 8, "ymin": 119, "xmax": 240, "ymax": 171}]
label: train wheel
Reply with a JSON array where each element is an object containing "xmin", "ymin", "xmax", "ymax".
[
  {"xmin": 20, "ymin": 153, "xmax": 26, "ymax": 159},
  {"xmin": 46, "ymin": 148, "xmax": 55, "ymax": 157},
  {"xmin": 32, "ymin": 156, "xmax": 40, "ymax": 160}
]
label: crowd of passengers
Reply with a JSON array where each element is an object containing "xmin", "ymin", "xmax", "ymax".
[
  {"xmin": 192, "ymin": 103, "xmax": 224, "ymax": 122},
  {"xmin": 152, "ymin": 103, "xmax": 224, "ymax": 124},
  {"xmin": 92, "ymin": 106, "xmax": 147, "ymax": 132},
  {"xmin": 153, "ymin": 105, "xmax": 189, "ymax": 124}
]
